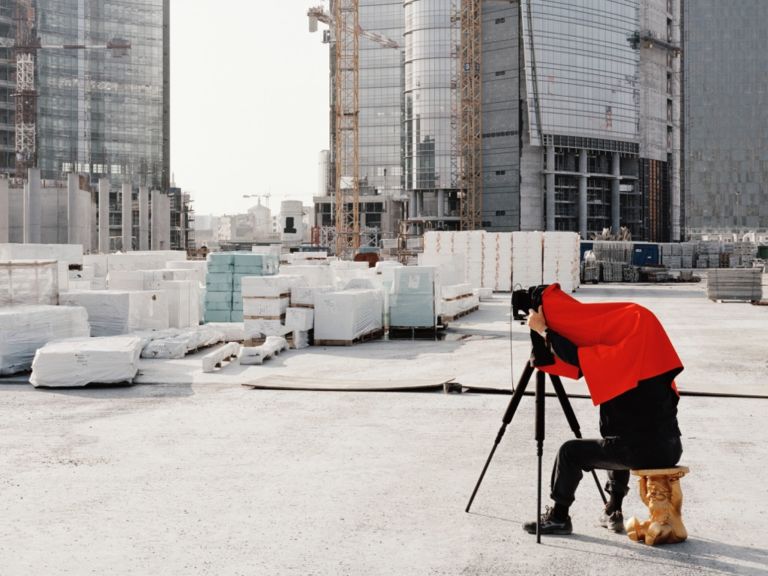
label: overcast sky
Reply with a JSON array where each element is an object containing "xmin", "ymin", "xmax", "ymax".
[{"xmin": 170, "ymin": 1, "xmax": 329, "ymax": 217}]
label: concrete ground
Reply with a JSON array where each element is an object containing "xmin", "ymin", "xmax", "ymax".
[{"xmin": 1, "ymin": 283, "xmax": 766, "ymax": 575}]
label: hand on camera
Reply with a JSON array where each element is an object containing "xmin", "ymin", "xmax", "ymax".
[{"xmin": 527, "ymin": 305, "xmax": 547, "ymax": 336}]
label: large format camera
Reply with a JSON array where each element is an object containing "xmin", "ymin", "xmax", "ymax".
[
  {"xmin": 512, "ymin": 284, "xmax": 549, "ymax": 323},
  {"xmin": 512, "ymin": 284, "xmax": 554, "ymax": 366}
]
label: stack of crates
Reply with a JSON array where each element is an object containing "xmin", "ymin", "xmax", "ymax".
[{"xmin": 204, "ymin": 252, "xmax": 279, "ymax": 323}]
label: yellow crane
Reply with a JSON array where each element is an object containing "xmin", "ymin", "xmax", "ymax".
[{"xmin": 308, "ymin": 3, "xmax": 399, "ymax": 258}]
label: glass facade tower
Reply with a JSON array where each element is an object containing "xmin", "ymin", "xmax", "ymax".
[
  {"xmin": 35, "ymin": 0, "xmax": 170, "ymax": 190},
  {"xmin": 683, "ymin": 0, "xmax": 768, "ymax": 236}
]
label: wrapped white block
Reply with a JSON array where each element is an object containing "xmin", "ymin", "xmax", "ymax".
[
  {"xmin": 290, "ymin": 285, "xmax": 333, "ymax": 307},
  {"xmin": 243, "ymin": 296, "xmax": 289, "ymax": 317},
  {"xmin": 244, "ymin": 319, "xmax": 291, "ymax": 339},
  {"xmin": 202, "ymin": 342, "xmax": 240, "ymax": 373},
  {"xmin": 0, "ymin": 244, "xmax": 82, "ymax": 292},
  {"xmin": 106, "ymin": 251, "xmax": 188, "ymax": 273},
  {"xmin": 60, "ymin": 290, "xmax": 169, "ymax": 336},
  {"xmin": 240, "ymin": 336, "xmax": 287, "ymax": 365},
  {"xmin": 0, "ymin": 260, "xmax": 59, "ymax": 305},
  {"xmin": 285, "ymin": 307, "xmax": 314, "ymax": 331},
  {"xmin": 165, "ymin": 260, "xmax": 207, "ymax": 284},
  {"xmin": 30, "ymin": 336, "xmax": 142, "ymax": 388},
  {"xmin": 68, "ymin": 280, "xmax": 93, "ymax": 291},
  {"xmin": 83, "ymin": 254, "xmax": 109, "ymax": 279},
  {"xmin": 241, "ymin": 275, "xmax": 304, "ymax": 298},
  {"xmin": 0, "ymin": 305, "xmax": 90, "ymax": 375},
  {"xmin": 477, "ymin": 287, "xmax": 494, "ymax": 300},
  {"xmin": 314, "ymin": 289, "xmax": 383, "ymax": 342},
  {"xmin": 108, "ymin": 269, "xmax": 198, "ymax": 291},
  {"xmin": 280, "ymin": 264, "xmax": 334, "ymax": 286},
  {"xmin": 162, "ymin": 280, "xmax": 201, "ymax": 329}
]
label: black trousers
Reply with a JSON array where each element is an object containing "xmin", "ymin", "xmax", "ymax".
[{"xmin": 550, "ymin": 436, "xmax": 683, "ymax": 508}]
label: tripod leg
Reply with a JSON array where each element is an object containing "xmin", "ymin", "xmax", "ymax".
[
  {"xmin": 535, "ymin": 370, "xmax": 545, "ymax": 544},
  {"xmin": 549, "ymin": 375, "xmax": 608, "ymax": 505},
  {"xmin": 465, "ymin": 362, "xmax": 534, "ymax": 513}
]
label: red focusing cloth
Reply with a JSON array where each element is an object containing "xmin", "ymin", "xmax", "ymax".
[{"xmin": 539, "ymin": 284, "xmax": 683, "ymax": 406}]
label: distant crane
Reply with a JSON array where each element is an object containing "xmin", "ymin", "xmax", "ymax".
[
  {"xmin": 2, "ymin": 0, "xmax": 130, "ymax": 178},
  {"xmin": 308, "ymin": 3, "xmax": 400, "ymax": 258}
]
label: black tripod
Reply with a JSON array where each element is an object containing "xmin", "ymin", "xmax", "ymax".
[{"xmin": 465, "ymin": 354, "xmax": 607, "ymax": 543}]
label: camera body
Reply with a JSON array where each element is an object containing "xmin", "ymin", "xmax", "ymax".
[{"xmin": 512, "ymin": 284, "xmax": 549, "ymax": 322}]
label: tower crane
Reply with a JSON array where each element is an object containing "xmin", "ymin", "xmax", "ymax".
[
  {"xmin": 308, "ymin": 3, "xmax": 400, "ymax": 258},
  {"xmin": 3, "ymin": 0, "xmax": 130, "ymax": 178}
]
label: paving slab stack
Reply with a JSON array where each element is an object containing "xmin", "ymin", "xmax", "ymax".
[
  {"xmin": 707, "ymin": 268, "xmax": 763, "ymax": 301},
  {"xmin": 204, "ymin": 252, "xmax": 278, "ymax": 323},
  {"xmin": 511, "ymin": 231, "xmax": 543, "ymax": 289},
  {"xmin": 543, "ymin": 232, "xmax": 580, "ymax": 293},
  {"xmin": 242, "ymin": 275, "xmax": 304, "ymax": 340}
]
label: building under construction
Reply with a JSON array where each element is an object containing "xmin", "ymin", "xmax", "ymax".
[
  {"xmin": 0, "ymin": 0, "xmax": 191, "ymax": 252},
  {"xmin": 312, "ymin": 0, "xmax": 682, "ymax": 244}
]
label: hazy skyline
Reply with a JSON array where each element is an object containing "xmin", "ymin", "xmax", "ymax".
[{"xmin": 170, "ymin": 1, "xmax": 329, "ymax": 217}]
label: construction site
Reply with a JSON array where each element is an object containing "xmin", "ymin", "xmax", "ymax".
[{"xmin": 1, "ymin": 0, "xmax": 767, "ymax": 574}]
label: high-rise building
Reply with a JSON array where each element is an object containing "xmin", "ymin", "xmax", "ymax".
[
  {"xmin": 315, "ymin": 0, "xmax": 682, "ymax": 242},
  {"xmin": 1, "ymin": 0, "xmax": 171, "ymax": 251},
  {"xmin": 683, "ymin": 0, "xmax": 768, "ymax": 237}
]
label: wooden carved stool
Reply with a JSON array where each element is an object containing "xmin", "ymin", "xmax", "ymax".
[{"xmin": 625, "ymin": 466, "xmax": 689, "ymax": 546}]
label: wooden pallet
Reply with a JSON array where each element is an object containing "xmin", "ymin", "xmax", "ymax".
[
  {"xmin": 315, "ymin": 328, "xmax": 385, "ymax": 347},
  {"xmin": 388, "ymin": 326, "xmax": 441, "ymax": 340},
  {"xmin": 439, "ymin": 305, "xmax": 479, "ymax": 323}
]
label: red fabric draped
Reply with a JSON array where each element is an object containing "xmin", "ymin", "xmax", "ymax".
[{"xmin": 538, "ymin": 284, "xmax": 683, "ymax": 406}]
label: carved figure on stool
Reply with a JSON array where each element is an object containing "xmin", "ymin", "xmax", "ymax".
[{"xmin": 626, "ymin": 468, "xmax": 688, "ymax": 545}]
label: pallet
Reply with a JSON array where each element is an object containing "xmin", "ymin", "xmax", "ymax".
[
  {"xmin": 439, "ymin": 305, "xmax": 479, "ymax": 323},
  {"xmin": 388, "ymin": 326, "xmax": 441, "ymax": 340},
  {"xmin": 290, "ymin": 303, "xmax": 315, "ymax": 309},
  {"xmin": 315, "ymin": 328, "xmax": 385, "ymax": 347}
]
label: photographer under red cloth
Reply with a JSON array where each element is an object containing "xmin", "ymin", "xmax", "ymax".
[{"xmin": 522, "ymin": 284, "xmax": 684, "ymax": 536}]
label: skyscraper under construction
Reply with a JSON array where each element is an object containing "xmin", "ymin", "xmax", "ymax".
[{"xmin": 313, "ymin": 0, "xmax": 681, "ymax": 243}]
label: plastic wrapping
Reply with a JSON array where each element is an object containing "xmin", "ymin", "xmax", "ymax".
[
  {"xmin": 390, "ymin": 267, "xmax": 437, "ymax": 328},
  {"xmin": 0, "ymin": 260, "xmax": 59, "ymax": 305},
  {"xmin": 30, "ymin": 336, "xmax": 143, "ymax": 388},
  {"xmin": 512, "ymin": 231, "xmax": 544, "ymax": 289},
  {"xmin": 290, "ymin": 285, "xmax": 333, "ymax": 307},
  {"xmin": 543, "ymin": 231, "xmax": 580, "ymax": 293},
  {"xmin": 165, "ymin": 260, "xmax": 208, "ymax": 284},
  {"xmin": 162, "ymin": 280, "xmax": 201, "ymax": 328},
  {"xmin": 204, "ymin": 322, "xmax": 245, "ymax": 341},
  {"xmin": 139, "ymin": 326, "xmax": 225, "ymax": 359},
  {"xmin": 441, "ymin": 283, "xmax": 473, "ymax": 300},
  {"xmin": 0, "ymin": 305, "xmax": 90, "ymax": 375},
  {"xmin": 108, "ymin": 268, "xmax": 198, "ymax": 291},
  {"xmin": 314, "ymin": 289, "xmax": 384, "ymax": 342},
  {"xmin": 60, "ymin": 290, "xmax": 169, "ymax": 336}
]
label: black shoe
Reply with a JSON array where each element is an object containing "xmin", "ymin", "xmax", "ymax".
[
  {"xmin": 599, "ymin": 509, "xmax": 625, "ymax": 533},
  {"xmin": 523, "ymin": 506, "xmax": 573, "ymax": 535}
]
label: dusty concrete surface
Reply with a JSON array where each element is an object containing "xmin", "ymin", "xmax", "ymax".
[{"xmin": 1, "ymin": 283, "xmax": 767, "ymax": 575}]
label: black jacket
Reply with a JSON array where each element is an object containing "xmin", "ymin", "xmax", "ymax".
[{"xmin": 547, "ymin": 330, "xmax": 681, "ymax": 440}]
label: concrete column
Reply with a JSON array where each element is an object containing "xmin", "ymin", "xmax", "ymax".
[
  {"xmin": 151, "ymin": 189, "xmax": 159, "ymax": 250},
  {"xmin": 67, "ymin": 173, "xmax": 79, "ymax": 245},
  {"xmin": 437, "ymin": 189, "xmax": 445, "ymax": 219},
  {"xmin": 670, "ymin": 0, "xmax": 682, "ymax": 240},
  {"xmin": 28, "ymin": 168, "xmax": 41, "ymax": 243},
  {"xmin": 22, "ymin": 181, "xmax": 30, "ymax": 243},
  {"xmin": 546, "ymin": 145, "xmax": 556, "ymax": 231},
  {"xmin": 139, "ymin": 186, "xmax": 150, "ymax": 250},
  {"xmin": 578, "ymin": 150, "xmax": 588, "ymax": 239},
  {"xmin": 611, "ymin": 153, "xmax": 621, "ymax": 235},
  {"xmin": 0, "ymin": 178, "xmax": 8, "ymax": 243},
  {"xmin": 417, "ymin": 191, "xmax": 424, "ymax": 218},
  {"xmin": 98, "ymin": 178, "xmax": 110, "ymax": 253},
  {"xmin": 121, "ymin": 181, "xmax": 132, "ymax": 251},
  {"xmin": 408, "ymin": 190, "xmax": 416, "ymax": 219}
]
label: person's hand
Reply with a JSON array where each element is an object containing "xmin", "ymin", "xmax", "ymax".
[{"xmin": 527, "ymin": 305, "xmax": 547, "ymax": 336}]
